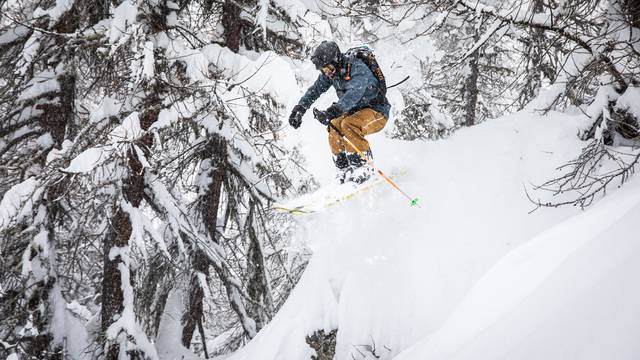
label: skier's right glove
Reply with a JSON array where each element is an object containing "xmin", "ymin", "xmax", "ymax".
[
  {"xmin": 314, "ymin": 104, "xmax": 342, "ymax": 126},
  {"xmin": 289, "ymin": 105, "xmax": 306, "ymax": 129}
]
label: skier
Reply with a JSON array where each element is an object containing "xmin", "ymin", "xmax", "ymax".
[{"xmin": 288, "ymin": 41, "xmax": 391, "ymax": 184}]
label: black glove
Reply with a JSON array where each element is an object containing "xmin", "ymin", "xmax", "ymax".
[
  {"xmin": 315, "ymin": 104, "xmax": 342, "ymax": 126},
  {"xmin": 289, "ymin": 105, "xmax": 306, "ymax": 129}
]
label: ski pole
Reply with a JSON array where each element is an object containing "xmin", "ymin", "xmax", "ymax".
[
  {"xmin": 387, "ymin": 75, "xmax": 410, "ymax": 90},
  {"xmin": 314, "ymin": 109, "xmax": 420, "ymax": 207}
]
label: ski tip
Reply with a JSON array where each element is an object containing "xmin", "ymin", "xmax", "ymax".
[{"xmin": 273, "ymin": 205, "xmax": 315, "ymax": 215}]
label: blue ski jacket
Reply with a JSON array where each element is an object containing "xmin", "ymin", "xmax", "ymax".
[{"xmin": 297, "ymin": 57, "xmax": 390, "ymax": 119}]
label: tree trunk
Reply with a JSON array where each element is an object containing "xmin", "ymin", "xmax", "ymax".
[
  {"xmin": 184, "ymin": 134, "xmax": 259, "ymax": 342},
  {"xmin": 622, "ymin": 0, "xmax": 640, "ymax": 27},
  {"xmin": 181, "ymin": 248, "xmax": 210, "ymax": 348},
  {"xmin": 100, "ymin": 3, "xmax": 168, "ymax": 354},
  {"xmin": 222, "ymin": 0, "xmax": 244, "ymax": 52},
  {"xmin": 463, "ymin": 29, "xmax": 481, "ymax": 127},
  {"xmin": 102, "ymin": 208, "xmax": 131, "ymax": 359},
  {"xmin": 518, "ymin": 0, "xmax": 545, "ymax": 108},
  {"xmin": 102, "ymin": 102, "xmax": 159, "ymax": 360},
  {"xmin": 22, "ymin": 39, "xmax": 77, "ymax": 360},
  {"xmin": 182, "ymin": 136, "xmax": 224, "ymax": 347},
  {"xmin": 245, "ymin": 201, "xmax": 273, "ymax": 332}
]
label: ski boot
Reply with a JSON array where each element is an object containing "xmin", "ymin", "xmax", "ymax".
[
  {"xmin": 345, "ymin": 150, "xmax": 374, "ymax": 184},
  {"xmin": 333, "ymin": 151, "xmax": 350, "ymax": 184}
]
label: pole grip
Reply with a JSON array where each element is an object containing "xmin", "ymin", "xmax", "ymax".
[
  {"xmin": 313, "ymin": 108, "xmax": 345, "ymax": 136},
  {"xmin": 329, "ymin": 122, "xmax": 344, "ymax": 137}
]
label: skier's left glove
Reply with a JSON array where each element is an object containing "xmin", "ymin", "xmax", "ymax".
[
  {"xmin": 315, "ymin": 104, "xmax": 342, "ymax": 126},
  {"xmin": 289, "ymin": 105, "xmax": 306, "ymax": 129}
]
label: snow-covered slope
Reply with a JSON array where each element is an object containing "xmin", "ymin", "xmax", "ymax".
[
  {"xmin": 396, "ymin": 173, "xmax": 640, "ymax": 360},
  {"xmin": 226, "ymin": 109, "xmax": 640, "ymax": 360}
]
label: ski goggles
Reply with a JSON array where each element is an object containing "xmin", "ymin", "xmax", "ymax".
[{"xmin": 320, "ymin": 63, "xmax": 336, "ymax": 76}]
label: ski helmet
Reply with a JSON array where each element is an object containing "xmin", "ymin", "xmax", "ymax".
[{"xmin": 311, "ymin": 41, "xmax": 342, "ymax": 70}]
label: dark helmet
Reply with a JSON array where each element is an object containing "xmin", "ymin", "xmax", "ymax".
[{"xmin": 310, "ymin": 41, "xmax": 343, "ymax": 70}]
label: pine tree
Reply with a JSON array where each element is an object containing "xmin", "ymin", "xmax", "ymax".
[
  {"xmin": 0, "ymin": 0, "xmax": 107, "ymax": 357},
  {"xmin": 2, "ymin": 0, "xmax": 308, "ymax": 358},
  {"xmin": 428, "ymin": 11, "xmax": 515, "ymax": 128}
]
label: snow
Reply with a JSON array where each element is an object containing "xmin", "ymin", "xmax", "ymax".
[
  {"xmin": 21, "ymin": 230, "xmax": 50, "ymax": 277},
  {"xmin": 616, "ymin": 86, "xmax": 640, "ymax": 119},
  {"xmin": 33, "ymin": 0, "xmax": 74, "ymax": 22},
  {"xmin": 150, "ymin": 106, "xmax": 180, "ymax": 130},
  {"xmin": 106, "ymin": 246, "xmax": 159, "ymax": 360},
  {"xmin": 16, "ymin": 106, "xmax": 43, "ymax": 121},
  {"xmin": 17, "ymin": 33, "xmax": 42, "ymax": 76},
  {"xmin": 110, "ymin": 112, "xmax": 143, "ymax": 142},
  {"xmin": 526, "ymin": 49, "xmax": 593, "ymax": 112},
  {"xmin": 142, "ymin": 41, "xmax": 155, "ymax": 80},
  {"xmin": 396, "ymin": 175, "xmax": 640, "ymax": 360},
  {"xmin": 90, "ymin": 97, "xmax": 122, "ymax": 123},
  {"xmin": 66, "ymin": 300, "xmax": 93, "ymax": 321},
  {"xmin": 144, "ymin": 172, "xmax": 193, "ymax": 254},
  {"xmin": 463, "ymin": 20, "xmax": 505, "ymax": 59},
  {"xmin": 257, "ymin": 0, "xmax": 269, "ymax": 41},
  {"xmin": 0, "ymin": 25, "xmax": 29, "ymax": 45},
  {"xmin": 272, "ymin": 0, "xmax": 310, "ymax": 19},
  {"xmin": 197, "ymin": 45, "xmax": 300, "ymax": 104},
  {"xmin": 166, "ymin": 11, "xmax": 178, "ymax": 27},
  {"xmin": 18, "ymin": 71, "xmax": 60, "ymax": 101},
  {"xmin": 109, "ymin": 0, "xmax": 139, "ymax": 44},
  {"xmin": 229, "ymin": 107, "xmax": 640, "ymax": 359},
  {"xmin": 156, "ymin": 288, "xmax": 201, "ymax": 360},
  {"xmin": 580, "ymin": 85, "xmax": 619, "ymax": 136},
  {"xmin": 50, "ymin": 286, "xmax": 91, "ymax": 360},
  {"xmin": 36, "ymin": 133, "xmax": 54, "ymax": 148},
  {"xmin": 0, "ymin": 177, "xmax": 42, "ymax": 231},
  {"xmin": 64, "ymin": 146, "xmax": 111, "ymax": 173},
  {"xmin": 121, "ymin": 199, "xmax": 169, "ymax": 259}
]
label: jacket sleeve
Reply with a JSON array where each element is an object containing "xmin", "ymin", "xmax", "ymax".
[
  {"xmin": 298, "ymin": 73, "xmax": 332, "ymax": 109},
  {"xmin": 335, "ymin": 60, "xmax": 379, "ymax": 114}
]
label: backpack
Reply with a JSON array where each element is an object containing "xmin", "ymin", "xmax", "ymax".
[{"xmin": 344, "ymin": 46, "xmax": 387, "ymax": 96}]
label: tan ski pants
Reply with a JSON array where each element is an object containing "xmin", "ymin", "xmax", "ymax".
[{"xmin": 328, "ymin": 108, "xmax": 387, "ymax": 155}]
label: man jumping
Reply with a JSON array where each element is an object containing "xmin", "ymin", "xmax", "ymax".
[{"xmin": 288, "ymin": 41, "xmax": 391, "ymax": 184}]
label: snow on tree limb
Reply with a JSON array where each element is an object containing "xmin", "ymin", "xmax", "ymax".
[
  {"xmin": 0, "ymin": 177, "xmax": 42, "ymax": 231},
  {"xmin": 105, "ymin": 246, "xmax": 160, "ymax": 360}
]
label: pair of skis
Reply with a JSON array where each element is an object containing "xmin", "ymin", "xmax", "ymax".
[{"xmin": 274, "ymin": 171, "xmax": 405, "ymax": 215}]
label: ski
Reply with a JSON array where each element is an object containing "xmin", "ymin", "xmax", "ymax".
[{"xmin": 274, "ymin": 172, "xmax": 405, "ymax": 215}]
